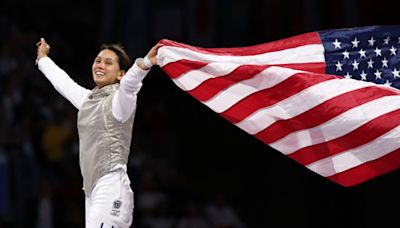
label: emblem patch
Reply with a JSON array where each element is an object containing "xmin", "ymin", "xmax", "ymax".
[
  {"xmin": 113, "ymin": 200, "xmax": 122, "ymax": 209},
  {"xmin": 111, "ymin": 200, "xmax": 122, "ymax": 217}
]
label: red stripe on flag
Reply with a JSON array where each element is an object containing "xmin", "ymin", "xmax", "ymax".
[
  {"xmin": 188, "ymin": 65, "xmax": 268, "ymax": 101},
  {"xmin": 220, "ymin": 72, "xmax": 338, "ymax": 123},
  {"xmin": 187, "ymin": 63, "xmax": 326, "ymax": 101},
  {"xmin": 159, "ymin": 32, "xmax": 321, "ymax": 56},
  {"xmin": 290, "ymin": 108, "xmax": 400, "ymax": 165},
  {"xmin": 162, "ymin": 59, "xmax": 208, "ymax": 78},
  {"xmin": 256, "ymin": 86, "xmax": 398, "ymax": 145},
  {"xmin": 327, "ymin": 148, "xmax": 400, "ymax": 186}
]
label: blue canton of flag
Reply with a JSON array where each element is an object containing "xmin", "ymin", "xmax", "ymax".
[{"xmin": 321, "ymin": 26, "xmax": 400, "ymax": 89}]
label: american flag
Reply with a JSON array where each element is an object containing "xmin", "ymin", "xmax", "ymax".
[{"xmin": 157, "ymin": 25, "xmax": 400, "ymax": 187}]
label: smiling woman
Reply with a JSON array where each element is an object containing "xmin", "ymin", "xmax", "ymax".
[
  {"xmin": 35, "ymin": 37, "xmax": 162, "ymax": 228},
  {"xmin": 92, "ymin": 45, "xmax": 130, "ymax": 88}
]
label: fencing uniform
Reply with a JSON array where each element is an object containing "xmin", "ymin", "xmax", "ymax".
[{"xmin": 38, "ymin": 56, "xmax": 149, "ymax": 227}]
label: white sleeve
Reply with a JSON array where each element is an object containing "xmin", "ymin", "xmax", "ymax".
[
  {"xmin": 38, "ymin": 57, "xmax": 91, "ymax": 110},
  {"xmin": 112, "ymin": 59, "xmax": 149, "ymax": 122}
]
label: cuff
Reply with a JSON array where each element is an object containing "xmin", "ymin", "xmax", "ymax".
[{"xmin": 124, "ymin": 59, "xmax": 150, "ymax": 83}]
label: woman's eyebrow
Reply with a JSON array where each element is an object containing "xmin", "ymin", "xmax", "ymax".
[{"xmin": 95, "ymin": 56, "xmax": 115, "ymax": 62}]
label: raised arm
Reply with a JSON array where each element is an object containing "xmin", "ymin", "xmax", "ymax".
[
  {"xmin": 112, "ymin": 43, "xmax": 163, "ymax": 122},
  {"xmin": 36, "ymin": 38, "xmax": 90, "ymax": 110}
]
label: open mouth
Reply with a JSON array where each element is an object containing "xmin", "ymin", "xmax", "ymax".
[{"xmin": 95, "ymin": 71, "xmax": 105, "ymax": 77}]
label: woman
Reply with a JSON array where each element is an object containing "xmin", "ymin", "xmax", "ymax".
[{"xmin": 36, "ymin": 38, "xmax": 162, "ymax": 228}]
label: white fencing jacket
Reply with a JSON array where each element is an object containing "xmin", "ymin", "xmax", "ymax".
[{"xmin": 38, "ymin": 57, "xmax": 149, "ymax": 196}]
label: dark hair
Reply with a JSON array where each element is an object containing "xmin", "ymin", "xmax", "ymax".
[{"xmin": 99, "ymin": 43, "xmax": 131, "ymax": 72}]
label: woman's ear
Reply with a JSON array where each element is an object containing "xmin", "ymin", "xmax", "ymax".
[{"xmin": 117, "ymin": 70, "xmax": 126, "ymax": 81}]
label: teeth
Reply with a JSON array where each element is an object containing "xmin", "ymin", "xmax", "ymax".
[{"xmin": 96, "ymin": 71, "xmax": 105, "ymax": 76}]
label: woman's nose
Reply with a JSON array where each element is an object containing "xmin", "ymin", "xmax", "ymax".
[{"xmin": 95, "ymin": 62, "xmax": 105, "ymax": 68}]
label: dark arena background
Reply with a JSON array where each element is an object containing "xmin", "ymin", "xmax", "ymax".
[{"xmin": 1, "ymin": 0, "xmax": 400, "ymax": 227}]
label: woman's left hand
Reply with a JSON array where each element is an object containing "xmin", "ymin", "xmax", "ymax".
[{"xmin": 146, "ymin": 43, "xmax": 164, "ymax": 65}]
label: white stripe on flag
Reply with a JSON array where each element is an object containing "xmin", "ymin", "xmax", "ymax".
[
  {"xmin": 271, "ymin": 95, "xmax": 400, "ymax": 155},
  {"xmin": 173, "ymin": 62, "xmax": 239, "ymax": 91},
  {"xmin": 236, "ymin": 77, "xmax": 377, "ymax": 135},
  {"xmin": 203, "ymin": 66, "xmax": 302, "ymax": 113},
  {"xmin": 158, "ymin": 44, "xmax": 325, "ymax": 67},
  {"xmin": 307, "ymin": 124, "xmax": 400, "ymax": 176}
]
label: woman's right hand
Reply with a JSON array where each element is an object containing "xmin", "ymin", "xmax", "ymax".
[{"xmin": 36, "ymin": 38, "xmax": 50, "ymax": 63}]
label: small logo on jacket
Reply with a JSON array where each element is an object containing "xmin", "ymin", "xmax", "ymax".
[{"xmin": 111, "ymin": 200, "xmax": 122, "ymax": 217}]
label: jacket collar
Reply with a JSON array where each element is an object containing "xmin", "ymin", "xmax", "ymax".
[{"xmin": 90, "ymin": 83, "xmax": 119, "ymax": 99}]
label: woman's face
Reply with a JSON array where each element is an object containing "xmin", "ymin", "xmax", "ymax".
[{"xmin": 92, "ymin": 49, "xmax": 125, "ymax": 88}]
